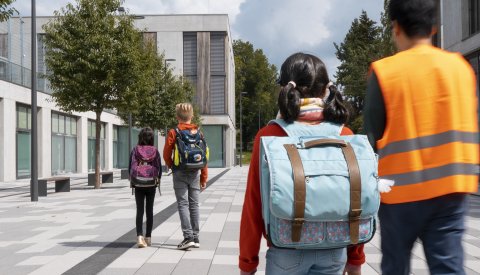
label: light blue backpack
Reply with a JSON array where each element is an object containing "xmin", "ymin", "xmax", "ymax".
[{"xmin": 260, "ymin": 119, "xmax": 380, "ymax": 249}]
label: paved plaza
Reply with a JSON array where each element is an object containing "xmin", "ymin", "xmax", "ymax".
[{"xmin": 0, "ymin": 166, "xmax": 479, "ymax": 275}]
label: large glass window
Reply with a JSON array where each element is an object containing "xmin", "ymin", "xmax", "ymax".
[
  {"xmin": 51, "ymin": 113, "xmax": 77, "ymax": 175},
  {"xmin": 113, "ymin": 125, "xmax": 129, "ymax": 169},
  {"xmin": 210, "ymin": 32, "xmax": 227, "ymax": 113},
  {"xmin": 16, "ymin": 105, "xmax": 31, "ymax": 179},
  {"xmin": 88, "ymin": 120, "xmax": 105, "ymax": 171},
  {"xmin": 469, "ymin": 0, "xmax": 480, "ymax": 36},
  {"xmin": 183, "ymin": 32, "xmax": 198, "ymax": 103},
  {"xmin": 201, "ymin": 125, "xmax": 224, "ymax": 168},
  {"xmin": 0, "ymin": 33, "xmax": 7, "ymax": 58}
]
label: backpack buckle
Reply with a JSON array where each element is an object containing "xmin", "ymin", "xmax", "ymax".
[
  {"xmin": 292, "ymin": 218, "xmax": 304, "ymax": 226},
  {"xmin": 349, "ymin": 209, "xmax": 362, "ymax": 221}
]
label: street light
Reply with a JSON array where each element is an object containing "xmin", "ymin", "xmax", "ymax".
[
  {"xmin": 239, "ymin": 91, "xmax": 247, "ymax": 167},
  {"xmin": 30, "ymin": 0, "xmax": 38, "ymax": 201}
]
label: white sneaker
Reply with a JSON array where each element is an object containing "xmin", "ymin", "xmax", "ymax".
[
  {"xmin": 193, "ymin": 238, "xmax": 200, "ymax": 248},
  {"xmin": 137, "ymin": 236, "xmax": 147, "ymax": 248},
  {"xmin": 145, "ymin": 237, "xmax": 152, "ymax": 247}
]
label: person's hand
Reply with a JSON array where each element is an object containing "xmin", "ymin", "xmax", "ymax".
[
  {"xmin": 343, "ymin": 263, "xmax": 361, "ymax": 275},
  {"xmin": 200, "ymin": 181, "xmax": 207, "ymax": 189}
]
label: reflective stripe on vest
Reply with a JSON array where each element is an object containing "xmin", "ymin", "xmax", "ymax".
[{"xmin": 371, "ymin": 44, "xmax": 479, "ymax": 204}]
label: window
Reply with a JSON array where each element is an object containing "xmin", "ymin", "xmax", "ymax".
[
  {"xmin": 201, "ymin": 125, "xmax": 224, "ymax": 168},
  {"xmin": 469, "ymin": 0, "xmax": 480, "ymax": 36},
  {"xmin": 113, "ymin": 125, "xmax": 129, "ymax": 169},
  {"xmin": 210, "ymin": 32, "xmax": 227, "ymax": 114},
  {"xmin": 0, "ymin": 33, "xmax": 7, "ymax": 58},
  {"xmin": 16, "ymin": 105, "xmax": 31, "ymax": 179},
  {"xmin": 183, "ymin": 32, "xmax": 197, "ymax": 99},
  {"xmin": 143, "ymin": 32, "xmax": 157, "ymax": 52},
  {"xmin": 51, "ymin": 113, "xmax": 77, "ymax": 175},
  {"xmin": 37, "ymin": 34, "xmax": 50, "ymax": 94},
  {"xmin": 88, "ymin": 120, "xmax": 106, "ymax": 171}
]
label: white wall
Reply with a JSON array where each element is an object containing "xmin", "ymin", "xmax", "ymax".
[{"xmin": 0, "ymin": 79, "xmax": 127, "ymax": 182}]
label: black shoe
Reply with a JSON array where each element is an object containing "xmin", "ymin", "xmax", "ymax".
[
  {"xmin": 177, "ymin": 238, "xmax": 195, "ymax": 250},
  {"xmin": 193, "ymin": 238, "xmax": 200, "ymax": 248}
]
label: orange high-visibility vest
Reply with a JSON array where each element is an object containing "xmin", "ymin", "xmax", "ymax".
[{"xmin": 371, "ymin": 44, "xmax": 479, "ymax": 204}]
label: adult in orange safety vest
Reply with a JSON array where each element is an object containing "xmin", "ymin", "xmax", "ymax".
[{"xmin": 363, "ymin": 0, "xmax": 478, "ymax": 274}]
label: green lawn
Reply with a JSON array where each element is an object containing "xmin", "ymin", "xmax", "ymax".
[{"xmin": 239, "ymin": 151, "xmax": 252, "ymax": 165}]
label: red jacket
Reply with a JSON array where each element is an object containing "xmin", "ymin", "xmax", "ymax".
[
  {"xmin": 163, "ymin": 123, "xmax": 208, "ymax": 184},
  {"xmin": 239, "ymin": 123, "xmax": 364, "ymax": 272}
]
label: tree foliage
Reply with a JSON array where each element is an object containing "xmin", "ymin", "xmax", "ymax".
[
  {"xmin": 118, "ymin": 51, "xmax": 197, "ymax": 132},
  {"xmin": 43, "ymin": 0, "xmax": 155, "ymax": 188},
  {"xmin": 334, "ymin": 11, "xmax": 383, "ymax": 122},
  {"xmin": 380, "ymin": 0, "xmax": 396, "ymax": 57},
  {"xmin": 233, "ymin": 40, "xmax": 278, "ymax": 151},
  {"xmin": 0, "ymin": 0, "xmax": 17, "ymax": 22}
]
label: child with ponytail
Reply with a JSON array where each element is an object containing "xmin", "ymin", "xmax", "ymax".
[{"xmin": 239, "ymin": 52, "xmax": 364, "ymax": 275}]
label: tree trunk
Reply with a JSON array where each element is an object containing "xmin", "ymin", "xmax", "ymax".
[{"xmin": 95, "ymin": 111, "xmax": 102, "ymax": 189}]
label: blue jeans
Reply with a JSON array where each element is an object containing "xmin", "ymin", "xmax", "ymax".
[
  {"xmin": 379, "ymin": 193, "xmax": 468, "ymax": 275},
  {"xmin": 173, "ymin": 170, "xmax": 200, "ymax": 240},
  {"xmin": 265, "ymin": 246, "xmax": 346, "ymax": 275}
]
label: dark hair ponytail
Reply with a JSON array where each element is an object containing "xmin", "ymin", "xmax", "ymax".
[
  {"xmin": 323, "ymin": 85, "xmax": 350, "ymax": 124},
  {"xmin": 278, "ymin": 82, "xmax": 301, "ymax": 123}
]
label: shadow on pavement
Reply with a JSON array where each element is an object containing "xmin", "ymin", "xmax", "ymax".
[{"xmin": 60, "ymin": 241, "xmax": 134, "ymax": 248}]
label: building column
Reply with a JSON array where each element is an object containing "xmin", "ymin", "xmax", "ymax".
[
  {"xmin": 106, "ymin": 122, "xmax": 113, "ymax": 170},
  {"xmin": 0, "ymin": 98, "xmax": 16, "ymax": 182},
  {"xmin": 38, "ymin": 107, "xmax": 51, "ymax": 178},
  {"xmin": 77, "ymin": 117, "xmax": 88, "ymax": 173}
]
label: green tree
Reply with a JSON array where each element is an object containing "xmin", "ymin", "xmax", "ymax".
[
  {"xmin": 119, "ymin": 51, "xmax": 197, "ymax": 132},
  {"xmin": 233, "ymin": 40, "xmax": 278, "ymax": 152},
  {"xmin": 334, "ymin": 10, "xmax": 383, "ymax": 133},
  {"xmin": 380, "ymin": 0, "xmax": 396, "ymax": 57},
  {"xmin": 43, "ymin": 0, "xmax": 155, "ymax": 188},
  {"xmin": 0, "ymin": 0, "xmax": 17, "ymax": 22}
]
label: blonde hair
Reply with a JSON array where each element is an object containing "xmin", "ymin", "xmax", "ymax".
[{"xmin": 176, "ymin": 103, "xmax": 194, "ymax": 122}]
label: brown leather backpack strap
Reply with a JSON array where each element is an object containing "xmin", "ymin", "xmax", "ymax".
[
  {"xmin": 283, "ymin": 144, "xmax": 306, "ymax": 242},
  {"xmin": 340, "ymin": 143, "xmax": 362, "ymax": 244}
]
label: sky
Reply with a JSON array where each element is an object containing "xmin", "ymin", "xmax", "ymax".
[{"xmin": 11, "ymin": 0, "xmax": 384, "ymax": 80}]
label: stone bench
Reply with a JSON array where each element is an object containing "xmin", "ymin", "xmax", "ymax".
[
  {"xmin": 88, "ymin": 171, "xmax": 114, "ymax": 186},
  {"xmin": 120, "ymin": 169, "xmax": 129, "ymax": 180},
  {"xmin": 38, "ymin": 177, "xmax": 70, "ymax": 196}
]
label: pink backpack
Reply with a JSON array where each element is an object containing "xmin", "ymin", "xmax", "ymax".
[{"xmin": 130, "ymin": 145, "xmax": 160, "ymax": 187}]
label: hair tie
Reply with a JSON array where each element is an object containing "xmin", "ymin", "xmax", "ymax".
[
  {"xmin": 324, "ymin": 82, "xmax": 335, "ymax": 104},
  {"xmin": 288, "ymin": 81, "xmax": 296, "ymax": 88}
]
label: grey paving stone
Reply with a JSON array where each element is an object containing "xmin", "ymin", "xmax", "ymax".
[
  {"xmin": 135, "ymin": 263, "xmax": 177, "ymax": 275},
  {"xmin": 208, "ymin": 264, "xmax": 239, "ymax": 275},
  {"xmin": 171, "ymin": 259, "xmax": 211, "ymax": 275}
]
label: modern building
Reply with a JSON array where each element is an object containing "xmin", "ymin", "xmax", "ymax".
[
  {"xmin": 0, "ymin": 14, "xmax": 236, "ymax": 182},
  {"xmin": 438, "ymin": 0, "xmax": 480, "ymax": 194}
]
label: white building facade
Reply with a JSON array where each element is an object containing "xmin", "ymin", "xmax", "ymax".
[{"xmin": 0, "ymin": 14, "xmax": 236, "ymax": 182}]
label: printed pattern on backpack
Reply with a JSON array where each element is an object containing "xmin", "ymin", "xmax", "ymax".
[
  {"xmin": 173, "ymin": 128, "xmax": 209, "ymax": 170},
  {"xmin": 130, "ymin": 145, "xmax": 160, "ymax": 188}
]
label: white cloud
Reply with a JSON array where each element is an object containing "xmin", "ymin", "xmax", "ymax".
[
  {"xmin": 10, "ymin": 0, "xmax": 384, "ymax": 79},
  {"xmin": 12, "ymin": 0, "xmax": 245, "ymax": 24}
]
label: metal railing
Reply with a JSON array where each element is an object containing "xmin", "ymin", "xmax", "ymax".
[{"xmin": 0, "ymin": 57, "xmax": 51, "ymax": 94}]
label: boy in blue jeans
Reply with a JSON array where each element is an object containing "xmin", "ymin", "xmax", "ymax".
[{"xmin": 163, "ymin": 103, "xmax": 208, "ymax": 250}]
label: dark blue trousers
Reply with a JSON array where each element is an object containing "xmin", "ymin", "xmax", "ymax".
[{"xmin": 378, "ymin": 193, "xmax": 468, "ymax": 275}]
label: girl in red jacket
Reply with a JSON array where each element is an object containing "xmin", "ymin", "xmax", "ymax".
[{"xmin": 239, "ymin": 52, "xmax": 364, "ymax": 275}]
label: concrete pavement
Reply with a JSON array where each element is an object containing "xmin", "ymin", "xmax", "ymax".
[{"xmin": 0, "ymin": 166, "xmax": 479, "ymax": 274}]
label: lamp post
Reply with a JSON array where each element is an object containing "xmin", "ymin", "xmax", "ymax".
[
  {"xmin": 239, "ymin": 92, "xmax": 247, "ymax": 167},
  {"xmin": 164, "ymin": 59, "xmax": 176, "ymax": 141},
  {"xmin": 30, "ymin": 0, "xmax": 38, "ymax": 201}
]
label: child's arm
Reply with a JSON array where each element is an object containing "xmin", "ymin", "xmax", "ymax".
[{"xmin": 162, "ymin": 129, "xmax": 176, "ymax": 169}]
